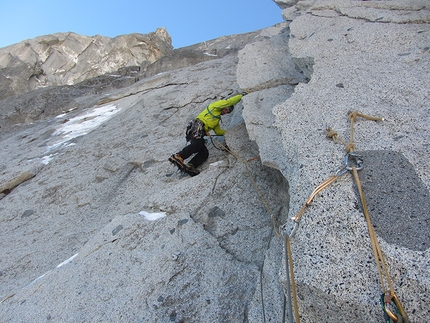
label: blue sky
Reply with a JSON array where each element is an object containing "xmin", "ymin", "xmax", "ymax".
[{"xmin": 0, "ymin": 0, "xmax": 283, "ymax": 49}]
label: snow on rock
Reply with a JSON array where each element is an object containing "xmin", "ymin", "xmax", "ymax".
[
  {"xmin": 47, "ymin": 104, "xmax": 121, "ymax": 152},
  {"xmin": 139, "ymin": 210, "xmax": 167, "ymax": 221}
]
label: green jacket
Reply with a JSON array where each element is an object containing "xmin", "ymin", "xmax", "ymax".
[{"xmin": 196, "ymin": 94, "xmax": 242, "ymax": 136}]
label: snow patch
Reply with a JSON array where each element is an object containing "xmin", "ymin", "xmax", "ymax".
[
  {"xmin": 139, "ymin": 211, "xmax": 167, "ymax": 221},
  {"xmin": 203, "ymin": 52, "xmax": 217, "ymax": 57},
  {"xmin": 25, "ymin": 253, "xmax": 79, "ymax": 288},
  {"xmin": 46, "ymin": 104, "xmax": 120, "ymax": 152},
  {"xmin": 41, "ymin": 154, "xmax": 55, "ymax": 165},
  {"xmin": 210, "ymin": 160, "xmax": 226, "ymax": 167},
  {"xmin": 56, "ymin": 253, "xmax": 79, "ymax": 268}
]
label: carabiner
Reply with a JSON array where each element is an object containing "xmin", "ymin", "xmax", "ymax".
[
  {"xmin": 381, "ymin": 291, "xmax": 410, "ymax": 323},
  {"xmin": 280, "ymin": 221, "xmax": 299, "ymax": 239},
  {"xmin": 344, "ymin": 152, "xmax": 363, "ymax": 171},
  {"xmin": 335, "ymin": 164, "xmax": 348, "ymax": 177}
]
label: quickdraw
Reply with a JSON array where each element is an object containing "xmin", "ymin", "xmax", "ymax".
[{"xmin": 381, "ymin": 291, "xmax": 410, "ymax": 323}]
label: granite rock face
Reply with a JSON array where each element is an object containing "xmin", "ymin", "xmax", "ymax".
[
  {"xmin": 0, "ymin": 1, "xmax": 429, "ymax": 322},
  {"xmin": 0, "ymin": 25, "xmax": 291, "ymax": 323},
  {"xmin": 267, "ymin": 1, "xmax": 429, "ymax": 322},
  {"xmin": 0, "ymin": 28, "xmax": 172, "ymax": 100}
]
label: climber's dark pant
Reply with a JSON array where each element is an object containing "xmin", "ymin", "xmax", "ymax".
[{"xmin": 178, "ymin": 138, "xmax": 208, "ymax": 168}]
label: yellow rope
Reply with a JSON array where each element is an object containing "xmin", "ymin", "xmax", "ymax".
[
  {"xmin": 325, "ymin": 127, "xmax": 349, "ymax": 147},
  {"xmin": 291, "ymin": 110, "xmax": 408, "ymax": 322},
  {"xmin": 351, "ymin": 165, "xmax": 409, "ymax": 322},
  {"xmin": 293, "ymin": 175, "xmax": 339, "ymax": 223},
  {"xmin": 344, "ymin": 112, "xmax": 408, "ymax": 322},
  {"xmin": 211, "ymin": 109, "xmax": 407, "ymax": 322},
  {"xmin": 285, "ymin": 235, "xmax": 301, "ymax": 323},
  {"xmin": 351, "ymin": 167, "xmax": 390, "ymax": 292},
  {"xmin": 346, "ymin": 113, "xmax": 393, "ymax": 292}
]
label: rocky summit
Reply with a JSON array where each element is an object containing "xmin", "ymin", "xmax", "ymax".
[
  {"xmin": 0, "ymin": 1, "xmax": 429, "ymax": 322},
  {"xmin": 0, "ymin": 28, "xmax": 172, "ymax": 100}
]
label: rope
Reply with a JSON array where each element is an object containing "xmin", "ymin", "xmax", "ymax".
[
  {"xmin": 209, "ymin": 135, "xmax": 283, "ymax": 239},
  {"xmin": 351, "ymin": 167, "xmax": 391, "ymax": 293},
  {"xmin": 325, "ymin": 127, "xmax": 348, "ymax": 147},
  {"xmin": 261, "ymin": 215, "xmax": 277, "ymax": 323},
  {"xmin": 343, "ymin": 112, "xmax": 398, "ymax": 302},
  {"xmin": 336, "ymin": 112, "xmax": 408, "ymax": 322},
  {"xmin": 350, "ymin": 163, "xmax": 409, "ymax": 323},
  {"xmin": 292, "ymin": 174, "xmax": 339, "ymax": 225},
  {"xmin": 285, "ymin": 235, "xmax": 301, "ymax": 323},
  {"xmin": 283, "ymin": 110, "xmax": 409, "ymax": 322},
  {"xmin": 281, "ymin": 167, "xmax": 345, "ymax": 323},
  {"xmin": 209, "ymin": 134, "xmax": 291, "ymax": 322},
  {"xmin": 209, "ymin": 136, "xmax": 224, "ymax": 151},
  {"xmin": 209, "ymin": 109, "xmax": 408, "ymax": 322},
  {"xmin": 283, "ymin": 235, "xmax": 294, "ymax": 323}
]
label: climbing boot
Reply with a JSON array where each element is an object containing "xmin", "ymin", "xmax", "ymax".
[
  {"xmin": 184, "ymin": 163, "xmax": 200, "ymax": 177},
  {"xmin": 168, "ymin": 154, "xmax": 184, "ymax": 170}
]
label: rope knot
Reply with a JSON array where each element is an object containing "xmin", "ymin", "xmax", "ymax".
[
  {"xmin": 325, "ymin": 127, "xmax": 338, "ymax": 139},
  {"xmin": 349, "ymin": 110, "xmax": 359, "ymax": 122},
  {"xmin": 346, "ymin": 143, "xmax": 355, "ymax": 152}
]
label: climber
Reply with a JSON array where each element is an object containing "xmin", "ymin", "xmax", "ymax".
[{"xmin": 169, "ymin": 92, "xmax": 246, "ymax": 176}]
